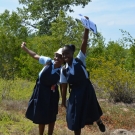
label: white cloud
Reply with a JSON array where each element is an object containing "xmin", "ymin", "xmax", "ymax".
[
  {"xmin": 1, "ymin": 0, "xmax": 135, "ymax": 42},
  {"xmin": 69, "ymin": 0, "xmax": 135, "ymax": 27},
  {"xmin": 68, "ymin": 0, "xmax": 135, "ymax": 42},
  {"xmin": 85, "ymin": 0, "xmax": 135, "ymax": 13}
]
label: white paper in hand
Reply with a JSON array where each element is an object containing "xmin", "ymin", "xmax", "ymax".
[{"xmin": 77, "ymin": 14, "xmax": 97, "ymax": 34}]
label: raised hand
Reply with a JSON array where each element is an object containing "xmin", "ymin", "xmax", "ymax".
[{"xmin": 21, "ymin": 42, "xmax": 26, "ymax": 49}]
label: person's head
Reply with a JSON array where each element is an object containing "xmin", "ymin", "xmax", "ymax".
[
  {"xmin": 53, "ymin": 48, "xmax": 63, "ymax": 67},
  {"xmin": 62, "ymin": 44, "xmax": 75, "ymax": 63}
]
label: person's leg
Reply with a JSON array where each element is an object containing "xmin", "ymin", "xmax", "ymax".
[
  {"xmin": 74, "ymin": 129, "xmax": 81, "ymax": 135},
  {"xmin": 96, "ymin": 118, "xmax": 105, "ymax": 132},
  {"xmin": 39, "ymin": 124, "xmax": 45, "ymax": 135},
  {"xmin": 48, "ymin": 122, "xmax": 55, "ymax": 135}
]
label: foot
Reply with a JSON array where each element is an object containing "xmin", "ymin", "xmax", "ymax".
[{"xmin": 97, "ymin": 120, "xmax": 106, "ymax": 132}]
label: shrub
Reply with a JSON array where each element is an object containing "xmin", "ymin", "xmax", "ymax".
[
  {"xmin": 0, "ymin": 78, "xmax": 35, "ymax": 101},
  {"xmin": 90, "ymin": 59, "xmax": 135, "ymax": 103}
]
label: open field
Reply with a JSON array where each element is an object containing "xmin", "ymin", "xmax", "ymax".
[
  {"xmin": 0, "ymin": 79, "xmax": 135, "ymax": 135},
  {"xmin": 0, "ymin": 99, "xmax": 135, "ymax": 135}
]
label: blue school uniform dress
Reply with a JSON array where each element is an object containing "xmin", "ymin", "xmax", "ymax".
[
  {"xmin": 25, "ymin": 56, "xmax": 61, "ymax": 124},
  {"xmin": 60, "ymin": 51, "xmax": 103, "ymax": 131}
]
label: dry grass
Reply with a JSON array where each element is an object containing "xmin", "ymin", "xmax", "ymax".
[
  {"xmin": 1, "ymin": 99, "xmax": 135, "ymax": 135},
  {"xmin": 0, "ymin": 78, "xmax": 135, "ymax": 135}
]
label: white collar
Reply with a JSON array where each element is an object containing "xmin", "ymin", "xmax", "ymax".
[
  {"xmin": 52, "ymin": 64, "xmax": 61, "ymax": 70},
  {"xmin": 65, "ymin": 58, "xmax": 77, "ymax": 68},
  {"xmin": 51, "ymin": 63, "xmax": 61, "ymax": 74}
]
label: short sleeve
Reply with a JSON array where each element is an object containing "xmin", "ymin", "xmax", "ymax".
[
  {"xmin": 39, "ymin": 56, "xmax": 51, "ymax": 65},
  {"xmin": 76, "ymin": 50, "xmax": 86, "ymax": 66},
  {"xmin": 59, "ymin": 68, "xmax": 67, "ymax": 83}
]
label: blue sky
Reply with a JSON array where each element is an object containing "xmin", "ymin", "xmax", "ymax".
[{"xmin": 0, "ymin": 0, "xmax": 135, "ymax": 43}]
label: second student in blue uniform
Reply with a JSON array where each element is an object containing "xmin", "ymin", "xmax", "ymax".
[{"xmin": 60, "ymin": 17, "xmax": 105, "ymax": 135}]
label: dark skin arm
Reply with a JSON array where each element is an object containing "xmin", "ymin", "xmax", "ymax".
[
  {"xmin": 80, "ymin": 17, "xmax": 89, "ymax": 55},
  {"xmin": 59, "ymin": 84, "xmax": 63, "ymax": 97},
  {"xmin": 61, "ymin": 83, "xmax": 67, "ymax": 108},
  {"xmin": 21, "ymin": 42, "xmax": 40, "ymax": 60},
  {"xmin": 21, "ymin": 42, "xmax": 51, "ymax": 65}
]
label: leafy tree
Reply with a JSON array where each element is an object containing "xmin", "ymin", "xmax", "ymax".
[
  {"xmin": 120, "ymin": 29, "xmax": 135, "ymax": 48},
  {"xmin": 0, "ymin": 10, "xmax": 29, "ymax": 39},
  {"xmin": 105, "ymin": 41, "xmax": 127, "ymax": 66},
  {"xmin": 17, "ymin": 35, "xmax": 61, "ymax": 80},
  {"xmin": 86, "ymin": 32, "xmax": 106, "ymax": 72},
  {"xmin": 51, "ymin": 11, "xmax": 85, "ymax": 52},
  {"xmin": 120, "ymin": 30, "xmax": 135, "ymax": 71},
  {"xmin": 18, "ymin": 11, "xmax": 87, "ymax": 80},
  {"xmin": 91, "ymin": 59, "xmax": 135, "ymax": 103},
  {"xmin": 0, "ymin": 10, "xmax": 29, "ymax": 79},
  {"xmin": 18, "ymin": 0, "xmax": 91, "ymax": 35}
]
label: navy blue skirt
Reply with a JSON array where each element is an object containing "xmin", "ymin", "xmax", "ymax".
[
  {"xmin": 66, "ymin": 79, "xmax": 103, "ymax": 130},
  {"xmin": 25, "ymin": 82, "xmax": 59, "ymax": 124}
]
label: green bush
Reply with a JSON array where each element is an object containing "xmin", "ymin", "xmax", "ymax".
[
  {"xmin": 90, "ymin": 59, "xmax": 135, "ymax": 103},
  {"xmin": 0, "ymin": 78, "xmax": 35, "ymax": 101}
]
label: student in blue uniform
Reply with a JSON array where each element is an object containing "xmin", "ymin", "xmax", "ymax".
[
  {"xmin": 21, "ymin": 42, "xmax": 63, "ymax": 135},
  {"xmin": 60, "ymin": 18, "xmax": 105, "ymax": 135}
]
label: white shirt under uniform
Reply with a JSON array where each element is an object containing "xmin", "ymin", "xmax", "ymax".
[
  {"xmin": 60, "ymin": 50, "xmax": 89, "ymax": 83},
  {"xmin": 38, "ymin": 56, "xmax": 61, "ymax": 77}
]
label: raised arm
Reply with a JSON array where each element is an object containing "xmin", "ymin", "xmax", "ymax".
[
  {"xmin": 80, "ymin": 17, "xmax": 89, "ymax": 55},
  {"xmin": 21, "ymin": 42, "xmax": 40, "ymax": 61},
  {"xmin": 80, "ymin": 28, "xmax": 89, "ymax": 55}
]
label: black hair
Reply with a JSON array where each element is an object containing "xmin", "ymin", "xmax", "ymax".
[{"xmin": 64, "ymin": 44, "xmax": 76, "ymax": 53}]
